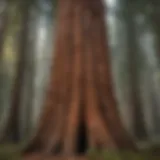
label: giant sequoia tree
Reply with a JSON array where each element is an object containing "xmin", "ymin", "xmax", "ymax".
[{"xmin": 24, "ymin": 0, "xmax": 137, "ymax": 157}]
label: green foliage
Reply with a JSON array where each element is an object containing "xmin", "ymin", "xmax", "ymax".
[
  {"xmin": 0, "ymin": 145, "xmax": 160, "ymax": 160},
  {"xmin": 87, "ymin": 148, "xmax": 160, "ymax": 160},
  {"xmin": 87, "ymin": 148, "xmax": 101, "ymax": 160},
  {"xmin": 0, "ymin": 144, "xmax": 21, "ymax": 160}
]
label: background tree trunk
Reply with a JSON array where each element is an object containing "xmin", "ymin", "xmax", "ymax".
[
  {"xmin": 0, "ymin": 0, "xmax": 23, "ymax": 141},
  {"xmin": 0, "ymin": 0, "xmax": 8, "ymax": 59},
  {"xmin": 0, "ymin": 0, "xmax": 32, "ymax": 142},
  {"xmin": 122, "ymin": 0, "xmax": 147, "ymax": 140},
  {"xmin": 19, "ymin": 0, "xmax": 55, "ymax": 142}
]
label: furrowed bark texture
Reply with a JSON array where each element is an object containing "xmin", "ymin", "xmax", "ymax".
[{"xmin": 24, "ymin": 0, "xmax": 137, "ymax": 156}]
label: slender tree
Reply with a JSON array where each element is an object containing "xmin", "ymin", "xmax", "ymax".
[
  {"xmin": 24, "ymin": 0, "xmax": 137, "ymax": 157},
  {"xmin": 0, "ymin": 0, "xmax": 32, "ymax": 142},
  {"xmin": 0, "ymin": 0, "xmax": 8, "ymax": 59},
  {"xmin": 124, "ymin": 0, "xmax": 148, "ymax": 140}
]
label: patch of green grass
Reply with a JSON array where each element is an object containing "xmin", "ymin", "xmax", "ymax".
[
  {"xmin": 0, "ymin": 144, "xmax": 21, "ymax": 160},
  {"xmin": 87, "ymin": 147, "xmax": 160, "ymax": 160},
  {"xmin": 0, "ymin": 144, "xmax": 160, "ymax": 160}
]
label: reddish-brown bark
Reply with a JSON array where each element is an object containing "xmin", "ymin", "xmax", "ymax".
[{"xmin": 23, "ymin": 0, "xmax": 137, "ymax": 157}]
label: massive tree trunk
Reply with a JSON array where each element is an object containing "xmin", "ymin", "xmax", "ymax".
[{"xmin": 24, "ymin": 0, "xmax": 137, "ymax": 157}]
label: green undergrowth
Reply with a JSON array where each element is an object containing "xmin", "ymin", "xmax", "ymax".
[
  {"xmin": 87, "ymin": 146, "xmax": 160, "ymax": 160},
  {"xmin": 0, "ymin": 144, "xmax": 21, "ymax": 160},
  {"xmin": 0, "ymin": 144, "xmax": 160, "ymax": 160}
]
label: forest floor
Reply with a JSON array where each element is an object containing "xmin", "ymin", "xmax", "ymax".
[{"xmin": 0, "ymin": 144, "xmax": 160, "ymax": 160}]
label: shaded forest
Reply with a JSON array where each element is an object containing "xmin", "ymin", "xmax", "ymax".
[{"xmin": 0, "ymin": 0, "xmax": 160, "ymax": 159}]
